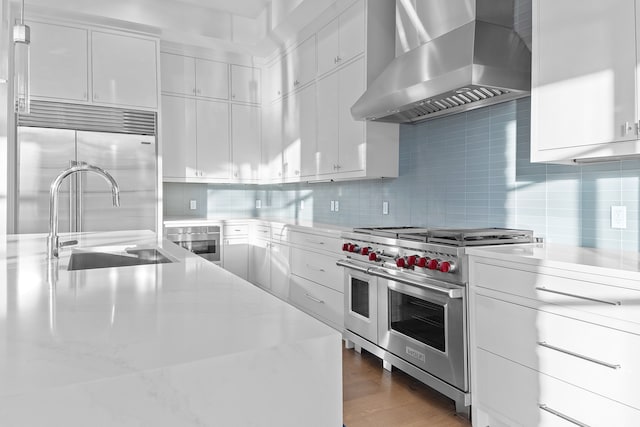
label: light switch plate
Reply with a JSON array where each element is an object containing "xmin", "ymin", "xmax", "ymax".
[
  {"xmin": 256, "ymin": 199, "xmax": 262, "ymax": 209},
  {"xmin": 611, "ymin": 205, "xmax": 627, "ymax": 229},
  {"xmin": 189, "ymin": 200, "xmax": 197, "ymax": 210},
  {"xmin": 382, "ymin": 201, "xmax": 389, "ymax": 215},
  {"xmin": 330, "ymin": 200, "xmax": 335, "ymax": 212},
  {"xmin": 334, "ymin": 200, "xmax": 340, "ymax": 212}
]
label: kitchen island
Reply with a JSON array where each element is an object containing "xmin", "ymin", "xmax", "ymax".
[{"xmin": 0, "ymin": 230, "xmax": 342, "ymax": 426}]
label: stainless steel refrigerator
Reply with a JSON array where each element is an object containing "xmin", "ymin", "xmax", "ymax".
[{"xmin": 16, "ymin": 101, "xmax": 157, "ymax": 234}]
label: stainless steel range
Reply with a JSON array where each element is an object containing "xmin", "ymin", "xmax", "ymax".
[{"xmin": 337, "ymin": 227, "xmax": 533, "ymax": 418}]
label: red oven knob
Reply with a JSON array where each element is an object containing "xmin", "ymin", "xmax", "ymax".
[
  {"xmin": 361, "ymin": 247, "xmax": 370, "ymax": 256},
  {"xmin": 417, "ymin": 257, "xmax": 428, "ymax": 268},
  {"xmin": 348, "ymin": 244, "xmax": 356, "ymax": 252},
  {"xmin": 427, "ymin": 259, "xmax": 439, "ymax": 270},
  {"xmin": 396, "ymin": 257, "xmax": 406, "ymax": 268},
  {"xmin": 342, "ymin": 243, "xmax": 349, "ymax": 251},
  {"xmin": 440, "ymin": 261, "xmax": 456, "ymax": 273},
  {"xmin": 368, "ymin": 252, "xmax": 378, "ymax": 261},
  {"xmin": 407, "ymin": 255, "xmax": 417, "ymax": 267}
]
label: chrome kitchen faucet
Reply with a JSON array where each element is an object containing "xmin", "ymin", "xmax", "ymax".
[{"xmin": 47, "ymin": 163, "xmax": 120, "ymax": 259}]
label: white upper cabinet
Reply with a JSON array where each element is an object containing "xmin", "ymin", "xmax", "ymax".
[
  {"xmin": 27, "ymin": 20, "xmax": 158, "ymax": 109},
  {"xmin": 337, "ymin": 57, "xmax": 366, "ymax": 173},
  {"xmin": 316, "ymin": 72, "xmax": 340, "ymax": 175},
  {"xmin": 231, "ymin": 65, "xmax": 261, "ymax": 104},
  {"xmin": 317, "ymin": 0, "xmax": 365, "ymax": 77},
  {"xmin": 531, "ymin": 0, "xmax": 640, "ymax": 163},
  {"xmin": 161, "ymin": 53, "xmax": 229, "ymax": 100},
  {"xmin": 91, "ymin": 31, "xmax": 158, "ymax": 109},
  {"xmin": 162, "ymin": 95, "xmax": 197, "ymax": 179},
  {"xmin": 267, "ymin": 59, "xmax": 284, "ymax": 102},
  {"xmin": 298, "ymin": 84, "xmax": 318, "ymax": 178},
  {"xmin": 28, "ymin": 21, "xmax": 88, "ymax": 102},
  {"xmin": 261, "ymin": 99, "xmax": 284, "ymax": 180},
  {"xmin": 196, "ymin": 100, "xmax": 230, "ymax": 179},
  {"xmin": 284, "ymin": 36, "xmax": 317, "ymax": 93},
  {"xmin": 232, "ymin": 104, "xmax": 261, "ymax": 181}
]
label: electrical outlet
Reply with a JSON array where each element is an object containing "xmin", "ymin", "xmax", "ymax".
[
  {"xmin": 611, "ymin": 205, "xmax": 627, "ymax": 229},
  {"xmin": 189, "ymin": 200, "xmax": 197, "ymax": 210},
  {"xmin": 330, "ymin": 200, "xmax": 335, "ymax": 212},
  {"xmin": 300, "ymin": 200, "xmax": 305, "ymax": 210},
  {"xmin": 382, "ymin": 201, "xmax": 389, "ymax": 215},
  {"xmin": 256, "ymin": 199, "xmax": 262, "ymax": 209},
  {"xmin": 334, "ymin": 200, "xmax": 340, "ymax": 212}
]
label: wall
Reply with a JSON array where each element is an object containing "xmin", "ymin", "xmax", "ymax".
[{"xmin": 164, "ymin": 97, "xmax": 640, "ymax": 251}]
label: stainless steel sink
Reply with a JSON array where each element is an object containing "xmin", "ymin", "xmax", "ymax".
[{"xmin": 67, "ymin": 246, "xmax": 174, "ymax": 271}]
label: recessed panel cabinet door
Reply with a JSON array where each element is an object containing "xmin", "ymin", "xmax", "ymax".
[
  {"xmin": 317, "ymin": 18, "xmax": 340, "ymax": 77},
  {"xmin": 160, "ymin": 52, "xmax": 196, "ymax": 96},
  {"xmin": 162, "ymin": 95, "xmax": 197, "ymax": 178},
  {"xmin": 339, "ymin": 0, "xmax": 365, "ymax": 65},
  {"xmin": 92, "ymin": 31, "xmax": 158, "ymax": 109},
  {"xmin": 195, "ymin": 59, "xmax": 229, "ymax": 99},
  {"xmin": 533, "ymin": 0, "xmax": 637, "ymax": 154},
  {"xmin": 299, "ymin": 84, "xmax": 318, "ymax": 178},
  {"xmin": 231, "ymin": 104, "xmax": 261, "ymax": 181},
  {"xmin": 197, "ymin": 100, "xmax": 230, "ymax": 179},
  {"xmin": 262, "ymin": 99, "xmax": 283, "ymax": 180},
  {"xmin": 338, "ymin": 57, "xmax": 365, "ymax": 173},
  {"xmin": 28, "ymin": 21, "xmax": 88, "ymax": 101},
  {"xmin": 316, "ymin": 72, "xmax": 339, "ymax": 175},
  {"xmin": 231, "ymin": 65, "xmax": 261, "ymax": 104}
]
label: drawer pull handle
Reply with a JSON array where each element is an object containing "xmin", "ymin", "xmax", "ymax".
[
  {"xmin": 535, "ymin": 286, "xmax": 621, "ymax": 306},
  {"xmin": 306, "ymin": 264, "xmax": 326, "ymax": 272},
  {"xmin": 537, "ymin": 341, "xmax": 621, "ymax": 370},
  {"xmin": 305, "ymin": 239, "xmax": 325, "ymax": 245},
  {"xmin": 539, "ymin": 404, "xmax": 590, "ymax": 427},
  {"xmin": 304, "ymin": 293, "xmax": 325, "ymax": 304}
]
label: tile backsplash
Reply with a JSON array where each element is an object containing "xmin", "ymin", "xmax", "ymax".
[{"xmin": 164, "ymin": 97, "xmax": 640, "ymax": 251}]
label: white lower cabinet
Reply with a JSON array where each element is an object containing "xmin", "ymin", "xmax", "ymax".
[
  {"xmin": 270, "ymin": 241, "xmax": 290, "ymax": 301},
  {"xmin": 289, "ymin": 275, "xmax": 343, "ymax": 330},
  {"xmin": 469, "ymin": 255, "xmax": 640, "ymax": 427},
  {"xmin": 222, "ymin": 238, "xmax": 248, "ymax": 280},
  {"xmin": 249, "ymin": 237, "xmax": 271, "ymax": 290}
]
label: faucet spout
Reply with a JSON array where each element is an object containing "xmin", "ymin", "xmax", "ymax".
[{"xmin": 47, "ymin": 163, "xmax": 120, "ymax": 259}]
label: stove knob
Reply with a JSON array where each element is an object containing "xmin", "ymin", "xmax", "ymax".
[
  {"xmin": 427, "ymin": 259, "xmax": 439, "ymax": 270},
  {"xmin": 440, "ymin": 261, "xmax": 456, "ymax": 273},
  {"xmin": 368, "ymin": 252, "xmax": 378, "ymax": 261},
  {"xmin": 417, "ymin": 257, "xmax": 428, "ymax": 268},
  {"xmin": 407, "ymin": 255, "xmax": 417, "ymax": 267},
  {"xmin": 396, "ymin": 257, "xmax": 406, "ymax": 268},
  {"xmin": 361, "ymin": 247, "xmax": 370, "ymax": 256},
  {"xmin": 348, "ymin": 244, "xmax": 356, "ymax": 252},
  {"xmin": 353, "ymin": 245, "xmax": 361, "ymax": 254},
  {"xmin": 342, "ymin": 243, "xmax": 349, "ymax": 252}
]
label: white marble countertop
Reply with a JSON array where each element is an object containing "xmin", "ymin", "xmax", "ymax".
[
  {"xmin": 0, "ymin": 230, "xmax": 342, "ymax": 426},
  {"xmin": 467, "ymin": 243, "xmax": 640, "ymax": 281}
]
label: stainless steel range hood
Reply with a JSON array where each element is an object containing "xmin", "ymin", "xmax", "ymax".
[{"xmin": 351, "ymin": 0, "xmax": 531, "ymax": 124}]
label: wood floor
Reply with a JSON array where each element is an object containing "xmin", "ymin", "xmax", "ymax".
[{"xmin": 343, "ymin": 347, "xmax": 471, "ymax": 427}]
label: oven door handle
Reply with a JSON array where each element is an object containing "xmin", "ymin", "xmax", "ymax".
[
  {"xmin": 336, "ymin": 259, "xmax": 371, "ymax": 274},
  {"xmin": 368, "ymin": 267, "xmax": 464, "ymax": 299}
]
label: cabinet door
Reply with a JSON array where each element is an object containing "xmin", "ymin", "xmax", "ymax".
[
  {"xmin": 533, "ymin": 0, "xmax": 637, "ymax": 155},
  {"xmin": 249, "ymin": 239, "xmax": 271, "ymax": 290},
  {"xmin": 261, "ymin": 99, "xmax": 283, "ymax": 180},
  {"xmin": 29, "ymin": 21, "xmax": 88, "ymax": 101},
  {"xmin": 299, "ymin": 84, "xmax": 318, "ymax": 177},
  {"xmin": 223, "ymin": 239, "xmax": 248, "ymax": 280},
  {"xmin": 196, "ymin": 100, "xmax": 230, "ymax": 179},
  {"xmin": 316, "ymin": 72, "xmax": 339, "ymax": 175},
  {"xmin": 195, "ymin": 58, "xmax": 229, "ymax": 99},
  {"xmin": 162, "ymin": 95, "xmax": 197, "ymax": 178},
  {"xmin": 287, "ymin": 36, "xmax": 316, "ymax": 92},
  {"xmin": 160, "ymin": 52, "xmax": 196, "ymax": 96},
  {"xmin": 339, "ymin": 0, "xmax": 365, "ymax": 65},
  {"xmin": 282, "ymin": 93, "xmax": 301, "ymax": 179},
  {"xmin": 317, "ymin": 18, "xmax": 340, "ymax": 77},
  {"xmin": 270, "ymin": 242, "xmax": 290, "ymax": 300},
  {"xmin": 231, "ymin": 104, "xmax": 261, "ymax": 181},
  {"xmin": 267, "ymin": 59, "xmax": 284, "ymax": 101},
  {"xmin": 231, "ymin": 65, "xmax": 261, "ymax": 104},
  {"xmin": 338, "ymin": 57, "xmax": 366, "ymax": 173},
  {"xmin": 92, "ymin": 31, "xmax": 158, "ymax": 109}
]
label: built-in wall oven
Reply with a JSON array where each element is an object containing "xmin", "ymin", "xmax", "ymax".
[
  {"xmin": 338, "ymin": 227, "xmax": 533, "ymax": 418},
  {"xmin": 166, "ymin": 225, "xmax": 221, "ymax": 264}
]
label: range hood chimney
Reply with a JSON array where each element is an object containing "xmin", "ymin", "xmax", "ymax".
[{"xmin": 351, "ymin": 0, "xmax": 531, "ymax": 124}]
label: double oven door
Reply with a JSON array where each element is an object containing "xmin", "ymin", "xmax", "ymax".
[{"xmin": 342, "ymin": 261, "xmax": 468, "ymax": 392}]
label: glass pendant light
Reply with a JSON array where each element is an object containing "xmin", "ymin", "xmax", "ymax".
[{"xmin": 13, "ymin": 0, "xmax": 30, "ymax": 114}]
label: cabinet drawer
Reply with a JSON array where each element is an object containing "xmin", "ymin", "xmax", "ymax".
[
  {"xmin": 250, "ymin": 224, "xmax": 271, "ymax": 240},
  {"xmin": 290, "ymin": 275, "xmax": 343, "ymax": 328},
  {"xmin": 290, "ymin": 247, "xmax": 342, "ymax": 292},
  {"xmin": 476, "ymin": 294, "xmax": 640, "ymax": 410},
  {"xmin": 290, "ymin": 230, "xmax": 340, "ymax": 252},
  {"xmin": 473, "ymin": 261, "xmax": 640, "ymax": 324},
  {"xmin": 223, "ymin": 224, "xmax": 249, "ymax": 237},
  {"xmin": 476, "ymin": 349, "xmax": 640, "ymax": 426}
]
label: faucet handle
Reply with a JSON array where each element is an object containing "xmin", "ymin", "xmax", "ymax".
[{"xmin": 59, "ymin": 239, "xmax": 78, "ymax": 248}]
